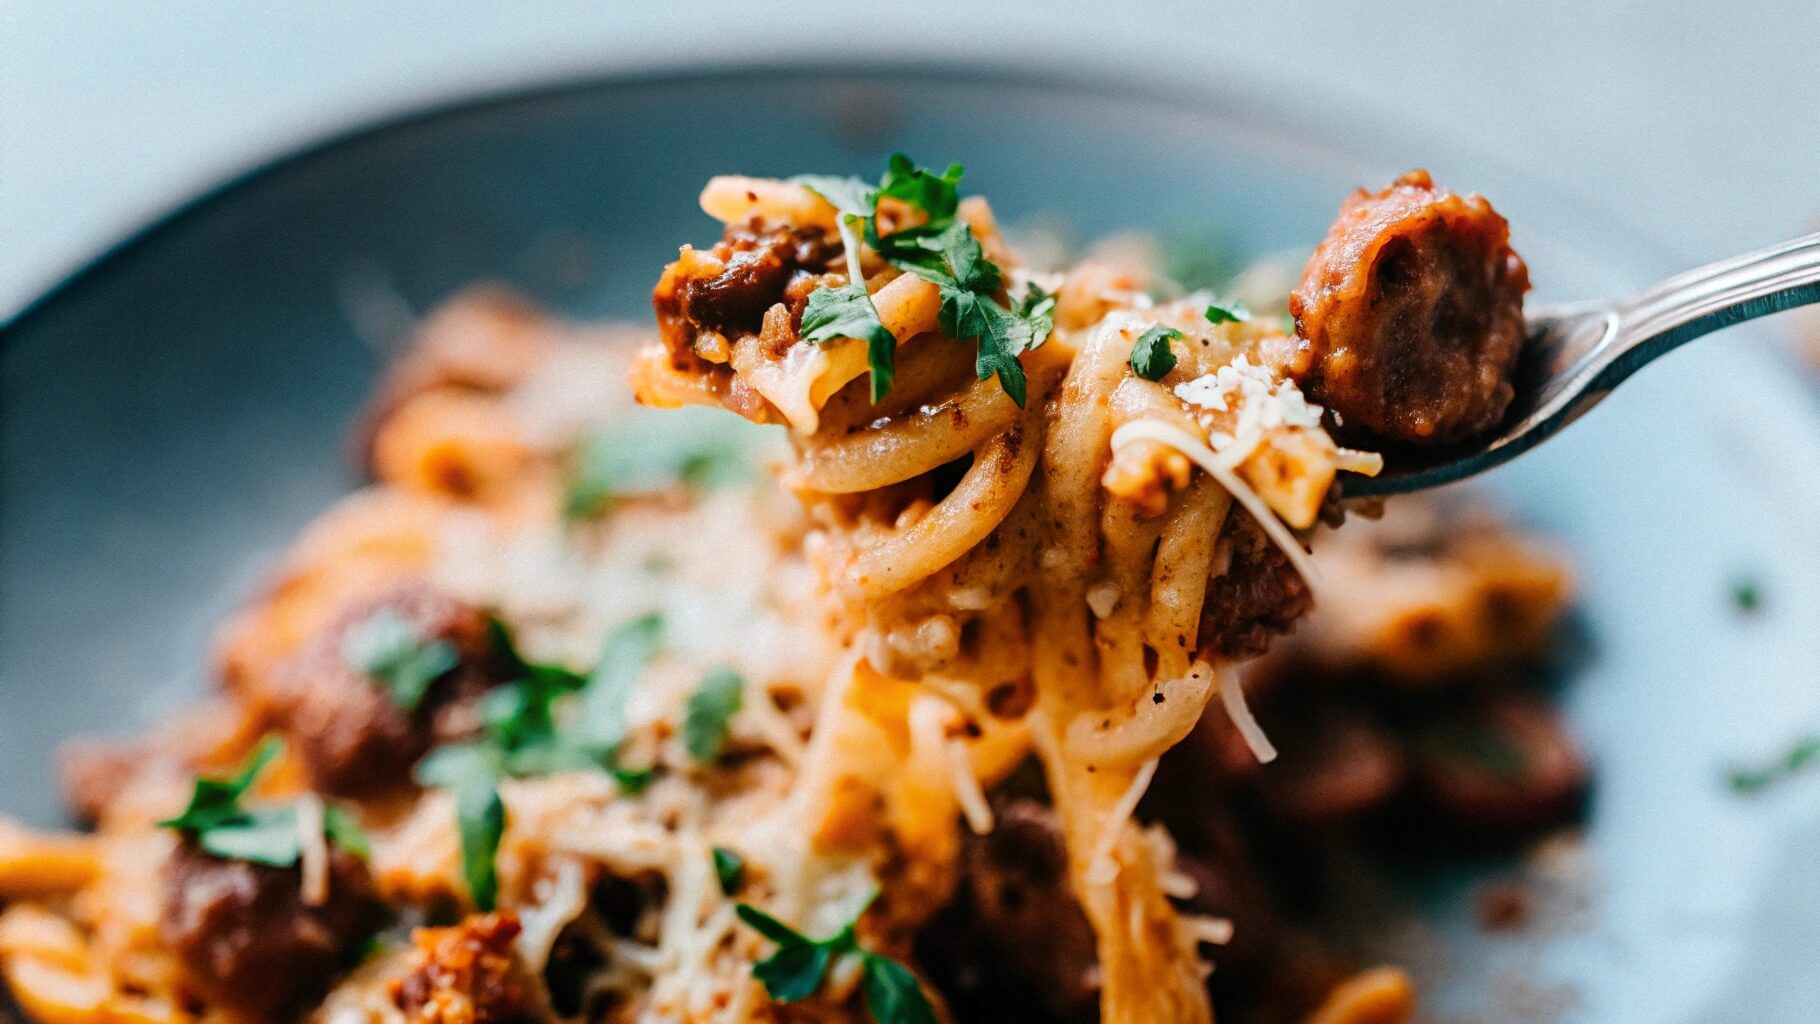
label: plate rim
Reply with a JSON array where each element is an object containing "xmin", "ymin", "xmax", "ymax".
[{"xmin": 0, "ymin": 59, "xmax": 1698, "ymax": 340}]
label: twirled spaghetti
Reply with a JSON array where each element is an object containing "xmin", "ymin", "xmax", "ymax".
[{"xmin": 0, "ymin": 163, "xmax": 1580, "ymax": 1024}]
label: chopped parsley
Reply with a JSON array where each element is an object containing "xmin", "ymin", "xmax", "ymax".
[
  {"xmin": 736, "ymin": 899, "xmax": 936, "ymax": 1024},
  {"xmin": 683, "ymin": 668, "xmax": 744, "ymax": 763},
  {"xmin": 800, "ymin": 284, "xmax": 899, "ymax": 401},
  {"xmin": 1203, "ymin": 299, "xmax": 1251, "ymax": 325},
  {"xmin": 159, "ymin": 736, "xmax": 367, "ymax": 868},
  {"xmin": 793, "ymin": 155, "xmax": 1052, "ymax": 406},
  {"xmin": 416, "ymin": 614, "xmax": 666, "ymax": 909},
  {"xmin": 1730, "ymin": 576, "xmax": 1762, "ymax": 614},
  {"xmin": 1726, "ymin": 734, "xmax": 1820, "ymax": 794},
  {"xmin": 342, "ymin": 608, "xmax": 459, "ymax": 711},
  {"xmin": 712, "ymin": 846, "xmax": 746, "ymax": 895},
  {"xmin": 562, "ymin": 410, "xmax": 757, "ymax": 522},
  {"xmin": 1129, "ymin": 325, "xmax": 1182, "ymax": 381}
]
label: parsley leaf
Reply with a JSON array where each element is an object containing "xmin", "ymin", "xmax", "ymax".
[
  {"xmin": 486, "ymin": 616, "xmax": 588, "ymax": 693},
  {"xmin": 712, "ymin": 846, "xmax": 746, "ymax": 895},
  {"xmin": 861, "ymin": 954, "xmax": 939, "ymax": 1024},
  {"xmin": 197, "ymin": 806, "xmax": 304, "ymax": 866},
  {"xmin": 414, "ymin": 742, "xmax": 506, "ymax": 910},
  {"xmin": 161, "ymin": 737, "xmax": 365, "ymax": 869},
  {"xmin": 1730, "ymin": 576, "xmax": 1762, "ymax": 614},
  {"xmin": 1129, "ymin": 325, "xmax": 1182, "ymax": 381},
  {"xmin": 455, "ymin": 771, "xmax": 506, "ymax": 911},
  {"xmin": 735, "ymin": 899, "xmax": 936, "ymax": 1024},
  {"xmin": 934, "ymin": 280, "xmax": 1040, "ymax": 407},
  {"xmin": 323, "ymin": 805, "xmax": 371, "ymax": 859},
  {"xmin": 1726, "ymin": 734, "xmax": 1820, "ymax": 793},
  {"xmin": 877, "ymin": 154, "xmax": 964, "ymax": 223},
  {"xmin": 735, "ymin": 903, "xmax": 852, "ymax": 1002},
  {"xmin": 418, "ymin": 614, "xmax": 665, "ymax": 908},
  {"xmin": 898, "ymin": 223, "xmax": 1050, "ymax": 407},
  {"xmin": 791, "ymin": 174, "xmax": 876, "ymax": 219},
  {"xmin": 160, "ymin": 735, "xmax": 282, "ymax": 835},
  {"xmin": 793, "ymin": 155, "xmax": 1048, "ymax": 406},
  {"xmin": 342, "ymin": 609, "xmax": 460, "ymax": 711},
  {"xmin": 1204, "ymin": 299, "xmax": 1251, "ymax": 325},
  {"xmin": 575, "ymin": 613, "xmax": 665, "ymax": 753},
  {"xmin": 609, "ymin": 765, "xmax": 657, "ymax": 793},
  {"xmin": 800, "ymin": 283, "xmax": 898, "ymax": 402},
  {"xmin": 562, "ymin": 411, "xmax": 758, "ymax": 522},
  {"xmin": 756, "ymin": 938, "xmax": 837, "ymax": 1002},
  {"xmin": 683, "ymin": 668, "xmax": 744, "ymax": 763}
]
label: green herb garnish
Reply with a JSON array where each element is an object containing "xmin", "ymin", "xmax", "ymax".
[
  {"xmin": 684, "ymin": 668, "xmax": 744, "ymax": 763},
  {"xmin": 795, "ymin": 174, "xmax": 900, "ymax": 401},
  {"xmin": 342, "ymin": 609, "xmax": 459, "ymax": 711},
  {"xmin": 575, "ymin": 613, "xmax": 665, "ymax": 754},
  {"xmin": 712, "ymin": 846, "xmax": 746, "ymax": 895},
  {"xmin": 736, "ymin": 899, "xmax": 936, "ymax": 1024},
  {"xmin": 457, "ymin": 770, "xmax": 506, "ymax": 910},
  {"xmin": 562, "ymin": 412, "xmax": 756, "ymax": 522},
  {"xmin": 160, "ymin": 737, "xmax": 366, "ymax": 868},
  {"xmin": 1204, "ymin": 299, "xmax": 1251, "ymax": 325},
  {"xmin": 1129, "ymin": 325, "xmax": 1182, "ymax": 381},
  {"xmin": 1726, "ymin": 734, "xmax": 1820, "ymax": 794},
  {"xmin": 907, "ymin": 223, "xmax": 1052, "ymax": 407},
  {"xmin": 1730, "ymin": 577, "xmax": 1762, "ymax": 614},
  {"xmin": 416, "ymin": 614, "xmax": 666, "ymax": 908},
  {"xmin": 800, "ymin": 284, "xmax": 899, "ymax": 401},
  {"xmin": 793, "ymin": 155, "xmax": 1052, "ymax": 406}
]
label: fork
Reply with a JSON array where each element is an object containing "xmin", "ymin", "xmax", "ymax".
[{"xmin": 1342, "ymin": 231, "xmax": 1820, "ymax": 497}]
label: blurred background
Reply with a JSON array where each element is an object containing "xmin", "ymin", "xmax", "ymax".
[{"xmin": 4, "ymin": 0, "xmax": 1820, "ymax": 344}]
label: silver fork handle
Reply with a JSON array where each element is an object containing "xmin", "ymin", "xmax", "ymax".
[
  {"xmin": 1616, "ymin": 228, "xmax": 1820, "ymax": 360},
  {"xmin": 1604, "ymin": 230, "xmax": 1820, "ymax": 380},
  {"xmin": 1522, "ymin": 231, "xmax": 1820, "ymax": 440}
]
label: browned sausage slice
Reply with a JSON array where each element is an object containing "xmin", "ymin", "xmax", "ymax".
[
  {"xmin": 1287, "ymin": 170, "xmax": 1530, "ymax": 444},
  {"xmin": 277, "ymin": 583, "xmax": 505, "ymax": 798},
  {"xmin": 1408, "ymin": 692, "xmax": 1588, "ymax": 834},
  {"xmin": 161, "ymin": 841, "xmax": 386, "ymax": 1016}
]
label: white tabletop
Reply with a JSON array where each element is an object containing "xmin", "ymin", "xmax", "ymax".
[{"xmin": 5, "ymin": 0, "xmax": 1819, "ymax": 318}]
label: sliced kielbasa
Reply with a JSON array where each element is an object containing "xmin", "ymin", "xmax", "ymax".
[
  {"xmin": 1288, "ymin": 170, "xmax": 1530, "ymax": 444},
  {"xmin": 161, "ymin": 840, "xmax": 385, "ymax": 1016},
  {"xmin": 277, "ymin": 583, "xmax": 504, "ymax": 798}
]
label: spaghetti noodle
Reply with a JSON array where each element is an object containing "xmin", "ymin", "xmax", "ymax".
[{"xmin": 0, "ymin": 163, "xmax": 1581, "ymax": 1024}]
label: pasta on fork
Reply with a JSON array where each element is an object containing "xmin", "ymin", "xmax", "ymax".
[{"xmin": 632, "ymin": 157, "xmax": 1526, "ymax": 1023}]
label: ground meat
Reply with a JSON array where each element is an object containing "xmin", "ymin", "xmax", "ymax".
[
  {"xmin": 392, "ymin": 912, "xmax": 549, "ymax": 1024},
  {"xmin": 1199, "ymin": 513, "xmax": 1314, "ymax": 659},
  {"xmin": 276, "ymin": 583, "xmax": 505, "ymax": 798},
  {"xmin": 162, "ymin": 840, "xmax": 385, "ymax": 1017},
  {"xmin": 652, "ymin": 220, "xmax": 840, "ymax": 362},
  {"xmin": 1287, "ymin": 170, "xmax": 1530, "ymax": 444}
]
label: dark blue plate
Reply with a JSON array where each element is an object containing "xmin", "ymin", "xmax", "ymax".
[{"xmin": 4, "ymin": 67, "xmax": 1817, "ymax": 1021}]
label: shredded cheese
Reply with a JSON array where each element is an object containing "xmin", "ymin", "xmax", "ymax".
[
  {"xmin": 1110, "ymin": 419, "xmax": 1322, "ymax": 590},
  {"xmin": 294, "ymin": 794, "xmax": 328, "ymax": 908},
  {"xmin": 1215, "ymin": 663, "xmax": 1278, "ymax": 764}
]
